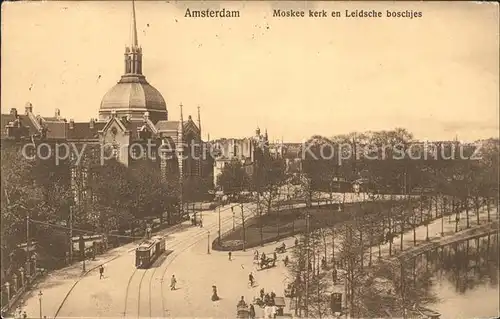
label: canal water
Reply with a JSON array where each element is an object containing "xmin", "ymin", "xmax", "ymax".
[{"xmin": 413, "ymin": 232, "xmax": 499, "ymax": 319}]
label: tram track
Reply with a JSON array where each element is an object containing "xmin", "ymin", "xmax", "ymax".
[
  {"xmin": 159, "ymin": 215, "xmax": 236, "ymax": 317},
  {"xmin": 123, "ymin": 204, "xmax": 241, "ymax": 318}
]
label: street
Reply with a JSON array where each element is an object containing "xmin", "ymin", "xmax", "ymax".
[{"xmin": 55, "ymin": 202, "xmax": 291, "ymax": 318}]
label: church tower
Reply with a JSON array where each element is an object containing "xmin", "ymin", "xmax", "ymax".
[
  {"xmin": 99, "ymin": 0, "xmax": 168, "ymax": 123},
  {"xmin": 124, "ymin": 0, "xmax": 142, "ymax": 75}
]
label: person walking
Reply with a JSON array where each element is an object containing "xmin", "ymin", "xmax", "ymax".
[
  {"xmin": 99, "ymin": 265, "xmax": 104, "ymax": 279},
  {"xmin": 170, "ymin": 275, "xmax": 177, "ymax": 290},
  {"xmin": 248, "ymin": 272, "xmax": 255, "ymax": 287},
  {"xmin": 228, "ymin": 251, "xmax": 232, "ymax": 261},
  {"xmin": 249, "ymin": 304, "xmax": 256, "ymax": 319},
  {"xmin": 211, "ymin": 285, "xmax": 219, "ymax": 301}
]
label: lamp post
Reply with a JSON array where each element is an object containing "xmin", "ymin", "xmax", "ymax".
[
  {"xmin": 218, "ymin": 201, "xmax": 221, "ymax": 245},
  {"xmin": 207, "ymin": 230, "xmax": 210, "ymax": 254},
  {"xmin": 232, "ymin": 206, "xmax": 235, "ymax": 231},
  {"xmin": 241, "ymin": 203, "xmax": 246, "ymax": 252},
  {"xmin": 82, "ymin": 254, "xmax": 86, "ymax": 273},
  {"xmin": 38, "ymin": 290, "xmax": 43, "ymax": 319}
]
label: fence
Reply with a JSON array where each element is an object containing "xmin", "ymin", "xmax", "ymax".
[{"xmin": 1, "ymin": 259, "xmax": 42, "ymax": 317}]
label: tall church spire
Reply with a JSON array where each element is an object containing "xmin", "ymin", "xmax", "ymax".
[
  {"xmin": 124, "ymin": 0, "xmax": 143, "ymax": 75},
  {"xmin": 130, "ymin": 0, "xmax": 138, "ymax": 47}
]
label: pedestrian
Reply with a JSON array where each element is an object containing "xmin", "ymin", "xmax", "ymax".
[
  {"xmin": 99, "ymin": 265, "xmax": 104, "ymax": 279},
  {"xmin": 211, "ymin": 285, "xmax": 219, "ymax": 301},
  {"xmin": 170, "ymin": 274, "xmax": 177, "ymax": 290},
  {"xmin": 332, "ymin": 267, "xmax": 338, "ymax": 284},
  {"xmin": 260, "ymin": 288, "xmax": 265, "ymax": 299},
  {"xmin": 228, "ymin": 251, "xmax": 232, "ymax": 261},
  {"xmin": 273, "ymin": 252, "xmax": 277, "ymax": 261},
  {"xmin": 249, "ymin": 304, "xmax": 256, "ymax": 319},
  {"xmin": 22, "ymin": 311, "xmax": 27, "ymax": 319},
  {"xmin": 199, "ymin": 219, "xmax": 203, "ymax": 228},
  {"xmin": 249, "ymin": 272, "xmax": 254, "ymax": 287},
  {"xmin": 284, "ymin": 255, "xmax": 289, "ymax": 266},
  {"xmin": 295, "ymin": 238, "xmax": 299, "ymax": 246}
]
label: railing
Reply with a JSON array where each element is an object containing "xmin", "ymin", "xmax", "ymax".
[{"xmin": 1, "ymin": 266, "xmax": 43, "ymax": 317}]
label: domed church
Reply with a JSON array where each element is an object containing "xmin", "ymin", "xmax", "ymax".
[
  {"xmin": 93, "ymin": 0, "xmax": 206, "ymax": 181},
  {"xmin": 1, "ymin": 0, "xmax": 213, "ymax": 214},
  {"xmin": 98, "ymin": 1, "xmax": 168, "ymax": 124}
]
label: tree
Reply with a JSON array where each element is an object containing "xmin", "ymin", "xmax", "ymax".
[
  {"xmin": 251, "ymin": 148, "xmax": 286, "ymax": 245},
  {"xmin": 90, "ymin": 159, "xmax": 134, "ymax": 235},
  {"xmin": 217, "ymin": 159, "xmax": 250, "ymax": 195},
  {"xmin": 287, "ymin": 234, "xmax": 330, "ymax": 318},
  {"xmin": 1, "ymin": 146, "xmax": 45, "ymax": 277}
]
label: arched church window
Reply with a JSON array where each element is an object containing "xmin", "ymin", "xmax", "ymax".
[{"xmin": 112, "ymin": 144, "xmax": 119, "ymax": 159}]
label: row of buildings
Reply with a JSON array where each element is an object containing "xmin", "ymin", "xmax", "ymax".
[{"xmin": 1, "ymin": 1, "xmax": 303, "ymax": 216}]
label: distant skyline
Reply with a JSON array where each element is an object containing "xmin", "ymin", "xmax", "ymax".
[{"xmin": 1, "ymin": 1, "xmax": 499, "ymax": 142}]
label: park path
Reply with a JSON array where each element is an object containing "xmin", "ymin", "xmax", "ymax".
[{"xmin": 282, "ymin": 203, "xmax": 498, "ymax": 315}]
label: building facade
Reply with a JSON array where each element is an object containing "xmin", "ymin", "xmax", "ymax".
[{"xmin": 1, "ymin": 1, "xmax": 211, "ymax": 216}]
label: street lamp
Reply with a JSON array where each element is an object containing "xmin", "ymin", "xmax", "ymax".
[
  {"xmin": 232, "ymin": 206, "xmax": 235, "ymax": 231},
  {"xmin": 218, "ymin": 201, "xmax": 221, "ymax": 245},
  {"xmin": 207, "ymin": 230, "xmax": 211, "ymax": 254},
  {"xmin": 38, "ymin": 290, "xmax": 43, "ymax": 319},
  {"xmin": 82, "ymin": 251, "xmax": 86, "ymax": 273}
]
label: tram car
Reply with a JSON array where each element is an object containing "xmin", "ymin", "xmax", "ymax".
[{"xmin": 135, "ymin": 236, "xmax": 166, "ymax": 268}]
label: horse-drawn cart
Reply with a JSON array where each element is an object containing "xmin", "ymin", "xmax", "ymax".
[
  {"xmin": 260, "ymin": 257, "xmax": 276, "ymax": 269},
  {"xmin": 237, "ymin": 305, "xmax": 250, "ymax": 318},
  {"xmin": 274, "ymin": 297, "xmax": 286, "ymax": 316},
  {"xmin": 275, "ymin": 243, "xmax": 286, "ymax": 254}
]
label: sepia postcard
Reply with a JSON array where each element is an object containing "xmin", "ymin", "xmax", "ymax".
[{"xmin": 1, "ymin": 1, "xmax": 499, "ymax": 318}]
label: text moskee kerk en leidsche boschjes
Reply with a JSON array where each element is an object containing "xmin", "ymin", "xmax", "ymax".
[
  {"xmin": 272, "ymin": 9, "xmax": 423, "ymax": 19},
  {"xmin": 183, "ymin": 7, "xmax": 423, "ymax": 19}
]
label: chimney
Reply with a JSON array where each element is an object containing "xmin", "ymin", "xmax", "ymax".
[
  {"xmin": 55, "ymin": 108, "xmax": 61, "ymax": 119},
  {"xmin": 89, "ymin": 118, "xmax": 95, "ymax": 129},
  {"xmin": 10, "ymin": 108, "xmax": 18, "ymax": 117},
  {"xmin": 25, "ymin": 102, "xmax": 33, "ymax": 115},
  {"xmin": 69, "ymin": 119, "xmax": 74, "ymax": 129}
]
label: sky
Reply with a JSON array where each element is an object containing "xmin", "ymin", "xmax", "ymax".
[{"xmin": 1, "ymin": 1, "xmax": 499, "ymax": 142}]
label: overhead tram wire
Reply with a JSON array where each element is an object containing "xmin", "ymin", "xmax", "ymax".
[
  {"xmin": 29, "ymin": 203, "xmax": 246, "ymax": 241},
  {"xmin": 28, "ymin": 218, "xmax": 145, "ymax": 240}
]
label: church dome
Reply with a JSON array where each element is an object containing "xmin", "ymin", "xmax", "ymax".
[
  {"xmin": 100, "ymin": 76, "xmax": 166, "ymax": 112},
  {"xmin": 98, "ymin": 0, "xmax": 168, "ymax": 123}
]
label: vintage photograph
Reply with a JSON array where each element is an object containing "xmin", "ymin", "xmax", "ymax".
[{"xmin": 1, "ymin": 1, "xmax": 499, "ymax": 318}]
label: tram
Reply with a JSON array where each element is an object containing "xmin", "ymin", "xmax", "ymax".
[{"xmin": 135, "ymin": 236, "xmax": 166, "ymax": 268}]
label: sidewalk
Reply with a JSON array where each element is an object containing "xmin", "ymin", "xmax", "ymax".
[
  {"xmin": 371, "ymin": 204, "xmax": 498, "ymax": 262},
  {"xmin": 12, "ymin": 220, "xmax": 193, "ymax": 318}
]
